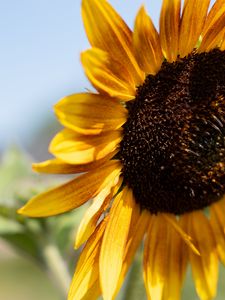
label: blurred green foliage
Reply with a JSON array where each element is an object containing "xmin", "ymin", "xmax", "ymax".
[{"xmin": 0, "ymin": 147, "xmax": 85, "ymax": 299}]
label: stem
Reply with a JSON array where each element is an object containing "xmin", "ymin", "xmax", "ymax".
[
  {"xmin": 123, "ymin": 253, "xmax": 146, "ymax": 300},
  {"xmin": 42, "ymin": 241, "xmax": 71, "ymax": 298}
]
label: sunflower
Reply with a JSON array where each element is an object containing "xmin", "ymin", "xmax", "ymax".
[{"xmin": 18, "ymin": 0, "xmax": 225, "ymax": 299}]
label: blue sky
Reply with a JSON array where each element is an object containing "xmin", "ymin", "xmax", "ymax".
[
  {"xmin": 0, "ymin": 0, "xmax": 162, "ymax": 151},
  {"xmin": 0, "ymin": 0, "xmax": 217, "ymax": 151}
]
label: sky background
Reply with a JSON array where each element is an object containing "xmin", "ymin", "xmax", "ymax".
[
  {"xmin": 1, "ymin": 0, "xmax": 217, "ymax": 153},
  {"xmin": 0, "ymin": 0, "xmax": 162, "ymax": 153}
]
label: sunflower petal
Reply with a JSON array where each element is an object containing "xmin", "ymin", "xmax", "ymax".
[
  {"xmin": 221, "ymin": 35, "xmax": 225, "ymax": 50},
  {"xmin": 198, "ymin": 0, "xmax": 225, "ymax": 52},
  {"xmin": 179, "ymin": 0, "xmax": 210, "ymax": 57},
  {"xmin": 144, "ymin": 214, "xmax": 188, "ymax": 300},
  {"xmin": 68, "ymin": 218, "xmax": 107, "ymax": 300},
  {"xmin": 162, "ymin": 221, "xmax": 188, "ymax": 300},
  {"xmin": 210, "ymin": 200, "xmax": 225, "ymax": 265},
  {"xmin": 75, "ymin": 177, "xmax": 122, "ymax": 249},
  {"xmin": 115, "ymin": 208, "xmax": 150, "ymax": 296},
  {"xmin": 143, "ymin": 214, "xmax": 168, "ymax": 300},
  {"xmin": 32, "ymin": 152, "xmax": 116, "ymax": 174},
  {"xmin": 18, "ymin": 160, "xmax": 122, "ymax": 217},
  {"xmin": 100, "ymin": 187, "xmax": 134, "ymax": 300},
  {"xmin": 82, "ymin": 0, "xmax": 144, "ymax": 85},
  {"xmin": 163, "ymin": 214, "xmax": 200, "ymax": 255},
  {"xmin": 55, "ymin": 93, "xmax": 127, "ymax": 135},
  {"xmin": 133, "ymin": 6, "xmax": 163, "ymax": 74},
  {"xmin": 81, "ymin": 48, "xmax": 135, "ymax": 100},
  {"xmin": 187, "ymin": 211, "xmax": 219, "ymax": 300},
  {"xmin": 160, "ymin": 0, "xmax": 181, "ymax": 62},
  {"xmin": 49, "ymin": 129, "xmax": 122, "ymax": 165}
]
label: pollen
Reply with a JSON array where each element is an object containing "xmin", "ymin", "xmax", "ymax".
[{"xmin": 120, "ymin": 49, "xmax": 225, "ymax": 214}]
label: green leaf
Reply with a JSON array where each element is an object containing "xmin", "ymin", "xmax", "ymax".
[
  {"xmin": 0, "ymin": 216, "xmax": 24, "ymax": 234},
  {"xmin": 2, "ymin": 232, "xmax": 42, "ymax": 262}
]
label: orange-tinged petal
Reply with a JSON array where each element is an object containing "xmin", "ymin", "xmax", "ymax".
[
  {"xmin": 187, "ymin": 211, "xmax": 219, "ymax": 300},
  {"xmin": 163, "ymin": 214, "xmax": 200, "ymax": 255},
  {"xmin": 162, "ymin": 217, "xmax": 188, "ymax": 300},
  {"xmin": 143, "ymin": 215, "xmax": 167, "ymax": 300},
  {"xmin": 203, "ymin": 0, "xmax": 225, "ymax": 33},
  {"xmin": 210, "ymin": 200, "xmax": 225, "ymax": 265},
  {"xmin": 133, "ymin": 6, "xmax": 163, "ymax": 74},
  {"xmin": 144, "ymin": 214, "xmax": 188, "ymax": 300},
  {"xmin": 18, "ymin": 160, "xmax": 122, "ymax": 217},
  {"xmin": 179, "ymin": 0, "xmax": 210, "ymax": 57},
  {"xmin": 81, "ymin": 48, "xmax": 135, "ymax": 100},
  {"xmin": 68, "ymin": 218, "xmax": 107, "ymax": 300},
  {"xmin": 32, "ymin": 152, "xmax": 116, "ymax": 174},
  {"xmin": 160, "ymin": 0, "xmax": 181, "ymax": 62},
  {"xmin": 75, "ymin": 176, "xmax": 122, "ymax": 249},
  {"xmin": 49, "ymin": 129, "xmax": 122, "ymax": 165},
  {"xmin": 198, "ymin": 0, "xmax": 225, "ymax": 52},
  {"xmin": 82, "ymin": 0, "xmax": 144, "ymax": 85},
  {"xmin": 221, "ymin": 35, "xmax": 225, "ymax": 50},
  {"xmin": 100, "ymin": 187, "xmax": 135, "ymax": 300},
  {"xmin": 115, "ymin": 208, "xmax": 150, "ymax": 296},
  {"xmin": 55, "ymin": 93, "xmax": 127, "ymax": 135}
]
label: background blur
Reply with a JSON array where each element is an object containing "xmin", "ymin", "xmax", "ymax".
[{"xmin": 0, "ymin": 1, "xmax": 224, "ymax": 300}]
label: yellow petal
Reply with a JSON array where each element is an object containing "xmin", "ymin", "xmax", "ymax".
[
  {"xmin": 179, "ymin": 0, "xmax": 210, "ymax": 57},
  {"xmin": 82, "ymin": 0, "xmax": 144, "ymax": 85},
  {"xmin": 203, "ymin": 0, "xmax": 225, "ymax": 32},
  {"xmin": 143, "ymin": 214, "xmax": 168, "ymax": 300},
  {"xmin": 162, "ymin": 220, "xmax": 188, "ymax": 300},
  {"xmin": 18, "ymin": 160, "xmax": 122, "ymax": 217},
  {"xmin": 221, "ymin": 34, "xmax": 225, "ymax": 50},
  {"xmin": 160, "ymin": 0, "xmax": 181, "ymax": 62},
  {"xmin": 49, "ymin": 129, "xmax": 122, "ymax": 165},
  {"xmin": 187, "ymin": 211, "xmax": 219, "ymax": 300},
  {"xmin": 133, "ymin": 6, "xmax": 163, "ymax": 74},
  {"xmin": 100, "ymin": 187, "xmax": 135, "ymax": 300},
  {"xmin": 75, "ymin": 176, "xmax": 122, "ymax": 249},
  {"xmin": 55, "ymin": 93, "xmax": 127, "ymax": 135},
  {"xmin": 210, "ymin": 200, "xmax": 225, "ymax": 265},
  {"xmin": 115, "ymin": 208, "xmax": 150, "ymax": 296},
  {"xmin": 32, "ymin": 152, "xmax": 115, "ymax": 174},
  {"xmin": 198, "ymin": 0, "xmax": 225, "ymax": 52},
  {"xmin": 81, "ymin": 48, "xmax": 135, "ymax": 100},
  {"xmin": 68, "ymin": 218, "xmax": 107, "ymax": 300},
  {"xmin": 144, "ymin": 214, "xmax": 188, "ymax": 300},
  {"xmin": 163, "ymin": 213, "xmax": 200, "ymax": 255}
]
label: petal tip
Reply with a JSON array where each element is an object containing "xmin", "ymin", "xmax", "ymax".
[
  {"xmin": 17, "ymin": 205, "xmax": 32, "ymax": 217},
  {"xmin": 17, "ymin": 207, "xmax": 24, "ymax": 215},
  {"xmin": 32, "ymin": 163, "xmax": 40, "ymax": 172}
]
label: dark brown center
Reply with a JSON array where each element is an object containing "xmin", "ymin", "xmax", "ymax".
[{"xmin": 119, "ymin": 49, "xmax": 225, "ymax": 214}]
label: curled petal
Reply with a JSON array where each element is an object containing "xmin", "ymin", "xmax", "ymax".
[
  {"xmin": 81, "ymin": 48, "xmax": 135, "ymax": 100},
  {"xmin": 55, "ymin": 93, "xmax": 127, "ymax": 135},
  {"xmin": 75, "ymin": 177, "xmax": 122, "ymax": 249},
  {"xmin": 82, "ymin": 0, "xmax": 144, "ymax": 85},
  {"xmin": 32, "ymin": 152, "xmax": 116, "ymax": 174},
  {"xmin": 49, "ymin": 129, "xmax": 122, "ymax": 165}
]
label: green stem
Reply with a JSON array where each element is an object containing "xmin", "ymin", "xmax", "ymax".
[
  {"xmin": 123, "ymin": 253, "xmax": 146, "ymax": 300},
  {"xmin": 42, "ymin": 241, "xmax": 71, "ymax": 298}
]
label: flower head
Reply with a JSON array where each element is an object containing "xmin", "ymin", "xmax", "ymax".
[{"xmin": 19, "ymin": 0, "xmax": 225, "ymax": 299}]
